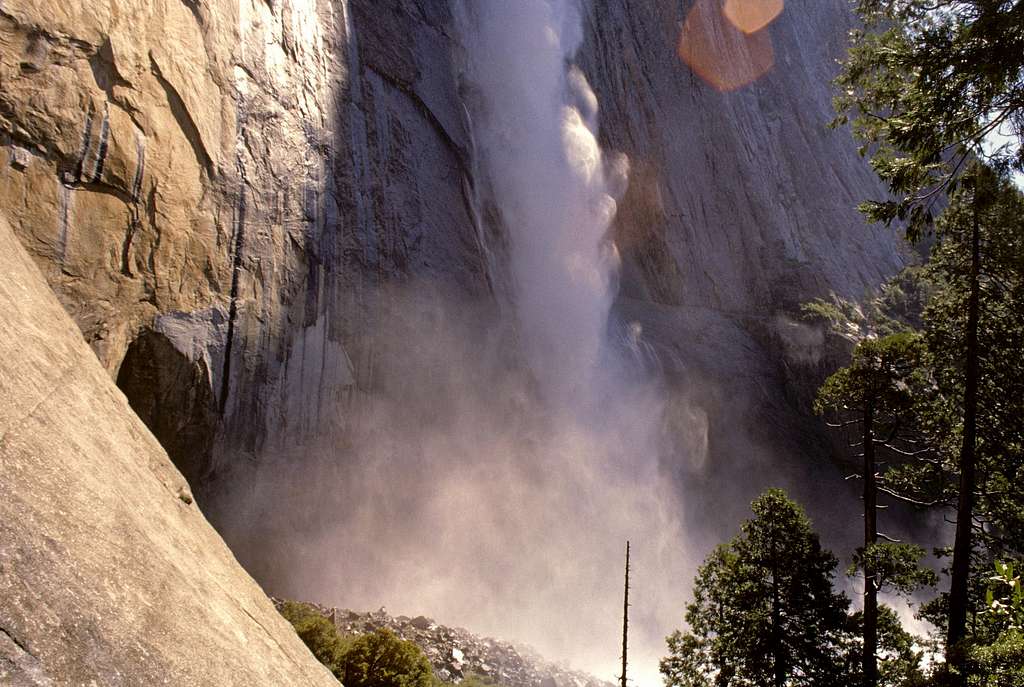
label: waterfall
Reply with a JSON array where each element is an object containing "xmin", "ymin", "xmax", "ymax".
[
  {"xmin": 452, "ymin": 2, "xmax": 688, "ymax": 683},
  {"xmin": 458, "ymin": 0, "xmax": 620, "ymax": 406}
]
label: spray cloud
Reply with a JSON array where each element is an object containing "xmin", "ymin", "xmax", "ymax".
[{"xmin": 216, "ymin": 2, "xmax": 697, "ymax": 685}]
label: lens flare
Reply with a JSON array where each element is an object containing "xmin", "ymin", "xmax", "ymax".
[
  {"xmin": 723, "ymin": 0, "xmax": 784, "ymax": 34},
  {"xmin": 677, "ymin": 0, "xmax": 777, "ymax": 92}
]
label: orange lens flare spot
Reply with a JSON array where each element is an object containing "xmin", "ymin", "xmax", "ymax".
[
  {"xmin": 677, "ymin": 0, "xmax": 777, "ymax": 92},
  {"xmin": 723, "ymin": 0, "xmax": 784, "ymax": 34}
]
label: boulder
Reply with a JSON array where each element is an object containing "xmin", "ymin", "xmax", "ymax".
[{"xmin": 0, "ymin": 216, "xmax": 336, "ymax": 686}]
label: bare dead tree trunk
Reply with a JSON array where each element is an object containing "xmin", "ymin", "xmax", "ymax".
[{"xmin": 620, "ymin": 541, "xmax": 629, "ymax": 687}]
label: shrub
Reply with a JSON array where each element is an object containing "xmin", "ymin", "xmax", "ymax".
[
  {"xmin": 278, "ymin": 601, "xmax": 350, "ymax": 680},
  {"xmin": 338, "ymin": 628, "xmax": 434, "ymax": 687}
]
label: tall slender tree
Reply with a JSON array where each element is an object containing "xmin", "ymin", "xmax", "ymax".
[
  {"xmin": 893, "ymin": 171, "xmax": 1024, "ymax": 636},
  {"xmin": 620, "ymin": 541, "xmax": 629, "ymax": 687},
  {"xmin": 834, "ymin": 1, "xmax": 1024, "ymax": 677},
  {"xmin": 817, "ymin": 333, "xmax": 935, "ymax": 687}
]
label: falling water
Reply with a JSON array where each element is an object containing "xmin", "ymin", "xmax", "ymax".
[
  {"xmin": 217, "ymin": 3, "xmax": 693, "ymax": 685},
  {"xmin": 454, "ymin": 2, "xmax": 689, "ymax": 683},
  {"xmin": 458, "ymin": 0, "xmax": 620, "ymax": 406}
]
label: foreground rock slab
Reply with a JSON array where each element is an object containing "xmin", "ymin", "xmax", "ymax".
[{"xmin": 0, "ymin": 216, "xmax": 336, "ymax": 686}]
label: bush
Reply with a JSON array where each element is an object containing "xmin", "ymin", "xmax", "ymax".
[
  {"xmin": 278, "ymin": 601, "xmax": 350, "ymax": 680},
  {"xmin": 338, "ymin": 628, "xmax": 434, "ymax": 687},
  {"xmin": 278, "ymin": 603, "xmax": 434, "ymax": 687}
]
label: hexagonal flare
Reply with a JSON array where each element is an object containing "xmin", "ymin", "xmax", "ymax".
[
  {"xmin": 723, "ymin": 0, "xmax": 784, "ymax": 34},
  {"xmin": 677, "ymin": 0, "xmax": 775, "ymax": 92}
]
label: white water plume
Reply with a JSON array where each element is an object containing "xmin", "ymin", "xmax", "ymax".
[
  {"xmin": 460, "ymin": 0, "xmax": 620, "ymax": 405},
  {"xmin": 449, "ymin": 2, "xmax": 691, "ymax": 683}
]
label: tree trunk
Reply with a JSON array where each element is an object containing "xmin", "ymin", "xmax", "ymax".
[
  {"xmin": 863, "ymin": 402, "xmax": 878, "ymax": 687},
  {"xmin": 771, "ymin": 536, "xmax": 785, "ymax": 687},
  {"xmin": 946, "ymin": 168, "xmax": 982, "ymax": 681},
  {"xmin": 620, "ymin": 541, "xmax": 629, "ymax": 687}
]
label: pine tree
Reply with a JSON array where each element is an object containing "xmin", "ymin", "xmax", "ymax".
[
  {"xmin": 883, "ymin": 172, "xmax": 1024, "ymax": 668},
  {"xmin": 660, "ymin": 490, "xmax": 851, "ymax": 687},
  {"xmin": 835, "ymin": 2, "xmax": 1024, "ymax": 676},
  {"xmin": 816, "ymin": 333, "xmax": 936, "ymax": 687}
]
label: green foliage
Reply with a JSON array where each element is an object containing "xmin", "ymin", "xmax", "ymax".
[
  {"xmin": 660, "ymin": 489, "xmax": 852, "ymax": 686},
  {"xmin": 882, "ymin": 175, "xmax": 1024, "ymax": 559},
  {"xmin": 834, "ymin": 0, "xmax": 1024, "ymax": 237},
  {"xmin": 815, "ymin": 331, "xmax": 926, "ymax": 420},
  {"xmin": 339, "ymin": 628, "xmax": 434, "ymax": 687},
  {"xmin": 843, "ymin": 605, "xmax": 929, "ymax": 687},
  {"xmin": 821, "ymin": 1, "xmax": 1024, "ymax": 677},
  {"xmin": 801, "ymin": 297, "xmax": 867, "ymax": 338},
  {"xmin": 984, "ymin": 561, "xmax": 1024, "ymax": 633},
  {"xmin": 923, "ymin": 176, "xmax": 1024, "ymax": 550},
  {"xmin": 278, "ymin": 604, "xmax": 434, "ymax": 687},
  {"xmin": 963, "ymin": 630, "xmax": 1024, "ymax": 686},
  {"xmin": 815, "ymin": 173, "xmax": 1024, "ymax": 667},
  {"xmin": 278, "ymin": 601, "xmax": 351, "ymax": 680},
  {"xmin": 935, "ymin": 563, "xmax": 1024, "ymax": 685},
  {"xmin": 852, "ymin": 543, "xmax": 938, "ymax": 597},
  {"xmin": 802, "ymin": 267, "xmax": 932, "ymax": 340}
]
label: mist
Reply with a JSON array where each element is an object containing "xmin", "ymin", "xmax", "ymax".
[{"xmin": 213, "ymin": 1, "xmax": 703, "ymax": 685}]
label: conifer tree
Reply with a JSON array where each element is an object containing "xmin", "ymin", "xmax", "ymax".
[
  {"xmin": 661, "ymin": 490, "xmax": 851, "ymax": 687},
  {"xmin": 835, "ymin": 2, "xmax": 1024, "ymax": 676},
  {"xmin": 817, "ymin": 333, "xmax": 936, "ymax": 687}
]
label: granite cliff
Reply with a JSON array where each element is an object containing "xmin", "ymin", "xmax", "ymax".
[
  {"xmin": 0, "ymin": 0, "xmax": 487, "ymax": 488},
  {"xmin": 0, "ymin": 216, "xmax": 337, "ymax": 686},
  {"xmin": 0, "ymin": 0, "xmax": 903, "ymax": 487},
  {"xmin": 0, "ymin": 0, "xmax": 908, "ymax": 682}
]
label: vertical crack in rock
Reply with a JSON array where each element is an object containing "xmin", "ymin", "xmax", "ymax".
[
  {"xmin": 71, "ymin": 100, "xmax": 95, "ymax": 182},
  {"xmin": 56, "ymin": 182, "xmax": 72, "ymax": 264},
  {"xmin": 88, "ymin": 104, "xmax": 110, "ymax": 183},
  {"xmin": 121, "ymin": 134, "xmax": 147, "ymax": 276},
  {"xmin": 219, "ymin": 181, "xmax": 247, "ymax": 414}
]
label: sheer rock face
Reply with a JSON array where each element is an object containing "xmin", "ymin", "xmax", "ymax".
[
  {"xmin": 0, "ymin": 0, "xmax": 902, "ymax": 549},
  {"xmin": 0, "ymin": 0, "xmax": 901, "ymax": 476},
  {"xmin": 0, "ymin": 0, "xmax": 486, "ymax": 481},
  {"xmin": 581, "ymin": 0, "xmax": 910, "ymax": 372},
  {"xmin": 584, "ymin": 0, "xmax": 906, "ymax": 316},
  {"xmin": 0, "ymin": 217, "xmax": 338, "ymax": 687}
]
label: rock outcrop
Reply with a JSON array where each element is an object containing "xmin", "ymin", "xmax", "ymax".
[{"xmin": 0, "ymin": 216, "xmax": 335, "ymax": 685}]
